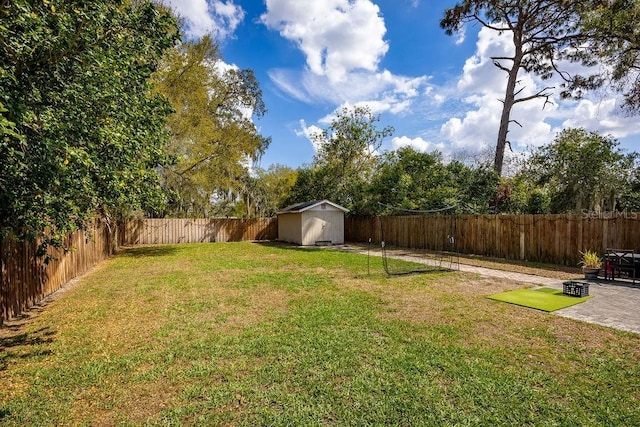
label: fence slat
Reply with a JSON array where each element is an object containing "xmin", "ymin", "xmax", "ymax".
[
  {"xmin": 1, "ymin": 221, "xmax": 117, "ymax": 324},
  {"xmin": 346, "ymin": 214, "xmax": 640, "ymax": 266},
  {"xmin": 118, "ymin": 218, "xmax": 278, "ymax": 246}
]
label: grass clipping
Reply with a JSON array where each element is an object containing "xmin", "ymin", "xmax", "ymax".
[{"xmin": 487, "ymin": 287, "xmax": 592, "ymax": 312}]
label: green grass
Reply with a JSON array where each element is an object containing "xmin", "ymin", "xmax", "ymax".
[{"xmin": 1, "ymin": 242, "xmax": 639, "ymax": 426}]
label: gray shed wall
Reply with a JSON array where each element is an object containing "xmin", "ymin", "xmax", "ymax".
[{"xmin": 277, "ymin": 212, "xmax": 303, "ymax": 245}]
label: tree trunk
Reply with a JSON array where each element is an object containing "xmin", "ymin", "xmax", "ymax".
[
  {"xmin": 494, "ymin": 63, "xmax": 520, "ymax": 176},
  {"xmin": 494, "ymin": 24, "xmax": 524, "ymax": 177}
]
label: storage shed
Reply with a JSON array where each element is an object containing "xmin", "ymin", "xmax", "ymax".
[{"xmin": 277, "ymin": 200, "xmax": 349, "ymax": 246}]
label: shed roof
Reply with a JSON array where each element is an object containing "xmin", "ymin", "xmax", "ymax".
[{"xmin": 278, "ymin": 200, "xmax": 349, "ymax": 214}]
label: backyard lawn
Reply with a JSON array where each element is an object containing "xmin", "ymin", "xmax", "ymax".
[{"xmin": 1, "ymin": 242, "xmax": 639, "ymax": 425}]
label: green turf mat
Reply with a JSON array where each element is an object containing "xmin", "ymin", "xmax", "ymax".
[{"xmin": 487, "ymin": 287, "xmax": 593, "ymax": 312}]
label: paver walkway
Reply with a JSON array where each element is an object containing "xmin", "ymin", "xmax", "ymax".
[
  {"xmin": 335, "ymin": 245, "xmax": 640, "ymax": 335},
  {"xmin": 458, "ymin": 262, "xmax": 640, "ymax": 335}
]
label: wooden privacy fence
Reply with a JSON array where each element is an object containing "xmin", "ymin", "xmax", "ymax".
[
  {"xmin": 0, "ymin": 221, "xmax": 117, "ymax": 323},
  {"xmin": 4, "ymin": 214, "xmax": 637, "ymax": 323},
  {"xmin": 346, "ymin": 214, "xmax": 640, "ymax": 266},
  {"xmin": 119, "ymin": 218, "xmax": 277, "ymax": 245},
  {"xmin": 0, "ymin": 218, "xmax": 277, "ymax": 323}
]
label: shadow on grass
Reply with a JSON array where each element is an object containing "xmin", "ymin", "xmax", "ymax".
[
  {"xmin": 0, "ymin": 326, "xmax": 55, "ymax": 371},
  {"xmin": 0, "ymin": 327, "xmax": 55, "ymax": 349},
  {"xmin": 383, "ymin": 268, "xmax": 454, "ymax": 277},
  {"xmin": 254, "ymin": 241, "xmax": 332, "ymax": 253},
  {"xmin": 118, "ymin": 245, "xmax": 179, "ymax": 258}
]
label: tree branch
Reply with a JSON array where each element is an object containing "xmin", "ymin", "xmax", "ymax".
[
  {"xmin": 514, "ymin": 86, "xmax": 554, "ymax": 104},
  {"xmin": 492, "ymin": 59, "xmax": 512, "ymax": 73},
  {"xmin": 178, "ymin": 150, "xmax": 219, "ymax": 176},
  {"xmin": 514, "ymin": 86, "xmax": 526, "ymax": 97},
  {"xmin": 472, "ymin": 13, "xmax": 510, "ymax": 32}
]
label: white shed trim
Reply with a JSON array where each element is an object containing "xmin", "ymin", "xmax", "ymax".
[{"xmin": 277, "ymin": 199, "xmax": 349, "ymax": 214}]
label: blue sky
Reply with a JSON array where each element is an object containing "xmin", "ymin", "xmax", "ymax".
[{"xmin": 161, "ymin": 0, "xmax": 640, "ymax": 171}]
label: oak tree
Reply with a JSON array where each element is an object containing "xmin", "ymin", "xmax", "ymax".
[{"xmin": 152, "ymin": 36, "xmax": 270, "ymax": 217}]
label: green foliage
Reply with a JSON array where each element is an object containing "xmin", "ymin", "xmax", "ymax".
[
  {"xmin": 0, "ymin": 0, "xmax": 179, "ymax": 245},
  {"xmin": 287, "ymin": 105, "xmax": 394, "ymax": 212},
  {"xmin": 313, "ymin": 105, "xmax": 393, "ymax": 210},
  {"xmin": 493, "ymin": 175, "xmax": 552, "ymax": 214},
  {"xmin": 618, "ymin": 166, "xmax": 640, "ymax": 210},
  {"xmin": 370, "ymin": 147, "xmax": 499, "ymax": 215},
  {"xmin": 152, "ymin": 36, "xmax": 270, "ymax": 217},
  {"xmin": 526, "ymin": 189, "xmax": 551, "ymax": 214},
  {"xmin": 283, "ymin": 166, "xmax": 324, "ymax": 207},
  {"xmin": 253, "ymin": 164, "xmax": 298, "ymax": 216},
  {"xmin": 286, "ymin": 106, "xmax": 501, "ymax": 216},
  {"xmin": 572, "ymin": 0, "xmax": 640, "ymax": 112},
  {"xmin": 449, "ymin": 160, "xmax": 500, "ymax": 214},
  {"xmin": 372, "ymin": 148, "xmax": 451, "ymax": 212},
  {"xmin": 275, "ymin": 124, "xmax": 637, "ymax": 217},
  {"xmin": 522, "ymin": 128, "xmax": 638, "ymax": 213},
  {"xmin": 215, "ymin": 166, "xmax": 297, "ymax": 218}
]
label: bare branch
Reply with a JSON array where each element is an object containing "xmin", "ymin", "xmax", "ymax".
[
  {"xmin": 514, "ymin": 86, "xmax": 526, "ymax": 97},
  {"xmin": 514, "ymin": 86, "xmax": 555, "ymax": 104},
  {"xmin": 549, "ymin": 56, "xmax": 574, "ymax": 83},
  {"xmin": 472, "ymin": 13, "xmax": 510, "ymax": 32},
  {"xmin": 506, "ymin": 141, "xmax": 513, "ymax": 152},
  {"xmin": 492, "ymin": 56, "xmax": 515, "ymax": 62},
  {"xmin": 492, "ymin": 59, "xmax": 511, "ymax": 73}
]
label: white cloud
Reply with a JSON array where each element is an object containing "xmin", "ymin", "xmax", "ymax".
[
  {"xmin": 392, "ymin": 136, "xmax": 439, "ymax": 152},
  {"xmin": 457, "ymin": 28, "xmax": 513, "ymax": 94},
  {"xmin": 261, "ymin": 0, "xmax": 388, "ymax": 82},
  {"xmin": 267, "ymin": 69, "xmax": 314, "ymax": 103},
  {"xmin": 211, "ymin": 59, "xmax": 235, "ymax": 72},
  {"xmin": 454, "ymin": 25, "xmax": 466, "ymax": 46},
  {"xmin": 440, "ymin": 105, "xmax": 496, "ymax": 152},
  {"xmin": 295, "ymin": 119, "xmax": 324, "ymax": 152},
  {"xmin": 561, "ymin": 98, "xmax": 640, "ymax": 139},
  {"xmin": 271, "ymin": 5, "xmax": 640, "ymax": 161},
  {"xmin": 434, "ymin": 25, "xmax": 640, "ymax": 156},
  {"xmin": 267, "ymin": 62, "xmax": 428, "ymax": 115},
  {"xmin": 160, "ymin": 0, "xmax": 244, "ymax": 39},
  {"xmin": 437, "ymin": 27, "xmax": 569, "ymax": 153},
  {"xmin": 262, "ymin": 0, "xmax": 430, "ymax": 117}
]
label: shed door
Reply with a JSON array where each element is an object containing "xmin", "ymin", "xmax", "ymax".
[
  {"xmin": 304, "ymin": 211, "xmax": 342, "ymax": 244},
  {"xmin": 306, "ymin": 216, "xmax": 328, "ymax": 244}
]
